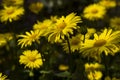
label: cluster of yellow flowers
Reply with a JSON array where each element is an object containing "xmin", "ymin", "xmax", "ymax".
[{"xmin": 0, "ymin": 0, "xmax": 120, "ymax": 80}]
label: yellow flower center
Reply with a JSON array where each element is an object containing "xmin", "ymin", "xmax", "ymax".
[
  {"xmin": 7, "ymin": 9, "xmax": 14, "ymax": 15},
  {"xmin": 94, "ymin": 39, "xmax": 106, "ymax": 47},
  {"xmin": 30, "ymin": 34, "xmax": 37, "ymax": 40},
  {"xmin": 29, "ymin": 56, "xmax": 36, "ymax": 62},
  {"xmin": 71, "ymin": 38, "xmax": 80, "ymax": 45},
  {"xmin": 57, "ymin": 21, "xmax": 66, "ymax": 29},
  {"xmin": 91, "ymin": 9, "xmax": 98, "ymax": 14}
]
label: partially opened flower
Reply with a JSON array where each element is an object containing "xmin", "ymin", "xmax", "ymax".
[
  {"xmin": 19, "ymin": 50, "xmax": 43, "ymax": 69},
  {"xmin": 18, "ymin": 30, "xmax": 41, "ymax": 48},
  {"xmin": 0, "ymin": 6, "xmax": 24, "ymax": 23},
  {"xmin": 47, "ymin": 12, "xmax": 82, "ymax": 43},
  {"xmin": 80, "ymin": 29, "xmax": 120, "ymax": 61},
  {"xmin": 83, "ymin": 4, "xmax": 106, "ymax": 20},
  {"xmin": 29, "ymin": 2, "xmax": 44, "ymax": 14},
  {"xmin": 58, "ymin": 64, "xmax": 69, "ymax": 71}
]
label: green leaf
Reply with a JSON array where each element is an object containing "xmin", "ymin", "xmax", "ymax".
[{"xmin": 55, "ymin": 71, "xmax": 71, "ymax": 77}]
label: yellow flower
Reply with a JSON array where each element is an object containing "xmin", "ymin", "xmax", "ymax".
[
  {"xmin": 29, "ymin": 2, "xmax": 44, "ymax": 14},
  {"xmin": 99, "ymin": 0, "xmax": 116, "ymax": 9},
  {"xmin": 85, "ymin": 63, "xmax": 104, "ymax": 72},
  {"xmin": 58, "ymin": 64, "xmax": 69, "ymax": 71},
  {"xmin": 18, "ymin": 30, "xmax": 41, "ymax": 48},
  {"xmin": 33, "ymin": 19, "xmax": 52, "ymax": 36},
  {"xmin": 83, "ymin": 4, "xmax": 106, "ymax": 20},
  {"xmin": 0, "ymin": 33, "xmax": 13, "ymax": 47},
  {"xmin": 0, "ymin": 73, "xmax": 8, "ymax": 80},
  {"xmin": 47, "ymin": 12, "xmax": 82, "ymax": 43},
  {"xmin": 0, "ymin": 6, "xmax": 24, "ymax": 23},
  {"xmin": 19, "ymin": 50, "xmax": 43, "ymax": 69},
  {"xmin": 62, "ymin": 34, "xmax": 82, "ymax": 53},
  {"xmin": 110, "ymin": 17, "xmax": 120, "ymax": 30},
  {"xmin": 2, "ymin": 0, "xmax": 24, "ymax": 6},
  {"xmin": 80, "ymin": 29, "xmax": 120, "ymax": 61},
  {"xmin": 87, "ymin": 71, "xmax": 103, "ymax": 80}
]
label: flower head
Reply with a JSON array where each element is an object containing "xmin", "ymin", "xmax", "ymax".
[
  {"xmin": 0, "ymin": 73, "xmax": 8, "ymax": 80},
  {"xmin": 29, "ymin": 2, "xmax": 44, "ymax": 14},
  {"xmin": 99, "ymin": 0, "xmax": 116, "ymax": 9},
  {"xmin": 19, "ymin": 50, "xmax": 43, "ymax": 69},
  {"xmin": 33, "ymin": 19, "xmax": 52, "ymax": 36},
  {"xmin": 2, "ymin": 0, "xmax": 24, "ymax": 6},
  {"xmin": 0, "ymin": 33, "xmax": 13, "ymax": 47},
  {"xmin": 62, "ymin": 34, "xmax": 82, "ymax": 53},
  {"xmin": 83, "ymin": 4, "xmax": 106, "ymax": 20},
  {"xmin": 0, "ymin": 6, "xmax": 24, "ymax": 23},
  {"xmin": 80, "ymin": 29, "xmax": 120, "ymax": 61},
  {"xmin": 87, "ymin": 71, "xmax": 103, "ymax": 80},
  {"xmin": 85, "ymin": 63, "xmax": 104, "ymax": 72},
  {"xmin": 110, "ymin": 17, "xmax": 120, "ymax": 30},
  {"xmin": 18, "ymin": 30, "xmax": 41, "ymax": 48},
  {"xmin": 47, "ymin": 12, "xmax": 82, "ymax": 43}
]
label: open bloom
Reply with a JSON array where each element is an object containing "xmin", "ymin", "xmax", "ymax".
[
  {"xmin": 33, "ymin": 19, "xmax": 52, "ymax": 36},
  {"xmin": 0, "ymin": 73, "xmax": 8, "ymax": 80},
  {"xmin": 18, "ymin": 30, "xmax": 41, "ymax": 48},
  {"xmin": 19, "ymin": 50, "xmax": 43, "ymax": 69},
  {"xmin": 80, "ymin": 29, "xmax": 120, "ymax": 61},
  {"xmin": 47, "ymin": 12, "xmax": 82, "ymax": 43},
  {"xmin": 0, "ymin": 6, "xmax": 24, "ymax": 22},
  {"xmin": 87, "ymin": 71, "xmax": 103, "ymax": 80},
  {"xmin": 62, "ymin": 34, "xmax": 82, "ymax": 53},
  {"xmin": 85, "ymin": 63, "xmax": 104, "ymax": 72},
  {"xmin": 2, "ymin": 0, "xmax": 24, "ymax": 6},
  {"xmin": 110, "ymin": 17, "xmax": 120, "ymax": 30},
  {"xmin": 99, "ymin": 0, "xmax": 116, "ymax": 9},
  {"xmin": 83, "ymin": 4, "xmax": 106, "ymax": 20}
]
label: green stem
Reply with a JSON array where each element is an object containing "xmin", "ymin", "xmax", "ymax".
[{"xmin": 66, "ymin": 37, "xmax": 71, "ymax": 54}]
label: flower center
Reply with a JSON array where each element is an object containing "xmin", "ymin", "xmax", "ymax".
[
  {"xmin": 94, "ymin": 39, "xmax": 106, "ymax": 47},
  {"xmin": 91, "ymin": 9, "xmax": 98, "ymax": 14},
  {"xmin": 29, "ymin": 56, "xmax": 36, "ymax": 62},
  {"xmin": 30, "ymin": 34, "xmax": 37, "ymax": 40},
  {"xmin": 57, "ymin": 21, "xmax": 66, "ymax": 29},
  {"xmin": 71, "ymin": 38, "xmax": 80, "ymax": 45},
  {"xmin": 7, "ymin": 9, "xmax": 14, "ymax": 15}
]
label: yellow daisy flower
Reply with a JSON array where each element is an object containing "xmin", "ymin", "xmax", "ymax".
[
  {"xmin": 83, "ymin": 4, "xmax": 106, "ymax": 20},
  {"xmin": 0, "ymin": 33, "xmax": 13, "ymax": 47},
  {"xmin": 0, "ymin": 73, "xmax": 8, "ymax": 80},
  {"xmin": 99, "ymin": 0, "xmax": 116, "ymax": 9},
  {"xmin": 85, "ymin": 63, "xmax": 104, "ymax": 72},
  {"xmin": 19, "ymin": 50, "xmax": 43, "ymax": 69},
  {"xmin": 33, "ymin": 19, "xmax": 52, "ymax": 36},
  {"xmin": 18, "ymin": 30, "xmax": 41, "ymax": 48},
  {"xmin": 29, "ymin": 2, "xmax": 44, "ymax": 14},
  {"xmin": 80, "ymin": 29, "xmax": 120, "ymax": 61},
  {"xmin": 2, "ymin": 0, "xmax": 24, "ymax": 6},
  {"xmin": 62, "ymin": 34, "xmax": 82, "ymax": 53},
  {"xmin": 47, "ymin": 12, "xmax": 82, "ymax": 43},
  {"xmin": 0, "ymin": 6, "xmax": 24, "ymax": 23},
  {"xmin": 110, "ymin": 17, "xmax": 120, "ymax": 30},
  {"xmin": 87, "ymin": 71, "xmax": 103, "ymax": 80}
]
